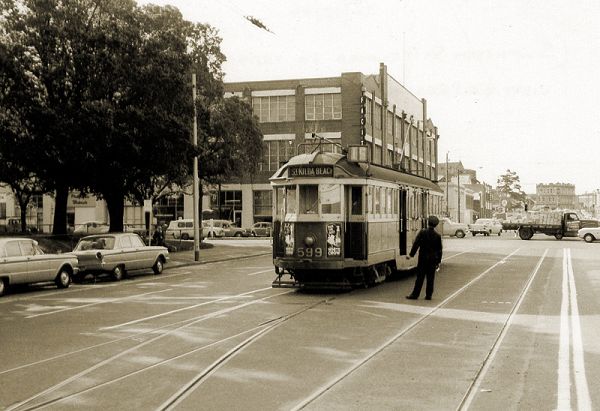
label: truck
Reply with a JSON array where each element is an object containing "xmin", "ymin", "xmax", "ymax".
[{"xmin": 502, "ymin": 211, "xmax": 599, "ymax": 240}]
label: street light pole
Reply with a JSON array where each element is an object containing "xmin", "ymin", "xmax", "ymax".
[
  {"xmin": 457, "ymin": 167, "xmax": 461, "ymax": 223},
  {"xmin": 192, "ymin": 73, "xmax": 200, "ymax": 261},
  {"xmin": 446, "ymin": 151, "xmax": 449, "ymax": 217}
]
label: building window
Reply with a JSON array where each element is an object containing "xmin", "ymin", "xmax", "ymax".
[
  {"xmin": 260, "ymin": 140, "xmax": 295, "ymax": 171},
  {"xmin": 305, "ymin": 93, "xmax": 342, "ymax": 121},
  {"xmin": 253, "ymin": 190, "xmax": 272, "ymax": 221},
  {"xmin": 373, "ymin": 104, "xmax": 382, "ymax": 130},
  {"xmin": 0, "ymin": 202, "xmax": 6, "ymax": 219},
  {"xmin": 252, "ymin": 95, "xmax": 295, "ymax": 122}
]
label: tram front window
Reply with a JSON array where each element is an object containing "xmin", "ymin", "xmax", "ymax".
[
  {"xmin": 320, "ymin": 184, "xmax": 341, "ymax": 214},
  {"xmin": 300, "ymin": 185, "xmax": 318, "ymax": 214}
]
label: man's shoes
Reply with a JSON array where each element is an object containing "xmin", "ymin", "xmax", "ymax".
[
  {"xmin": 425, "ymin": 296, "xmax": 432, "ymax": 300},
  {"xmin": 405, "ymin": 295, "xmax": 418, "ymax": 300}
]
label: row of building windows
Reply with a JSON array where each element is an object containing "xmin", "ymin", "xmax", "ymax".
[{"xmin": 251, "ymin": 93, "xmax": 342, "ymax": 123}]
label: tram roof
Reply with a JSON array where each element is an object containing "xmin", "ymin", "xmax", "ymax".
[{"xmin": 270, "ymin": 152, "xmax": 443, "ymax": 193}]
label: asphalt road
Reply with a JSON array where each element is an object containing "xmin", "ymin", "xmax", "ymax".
[{"xmin": 0, "ymin": 234, "xmax": 598, "ymax": 410}]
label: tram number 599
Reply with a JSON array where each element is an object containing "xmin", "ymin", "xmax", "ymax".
[{"xmin": 297, "ymin": 247, "xmax": 322, "ymax": 258}]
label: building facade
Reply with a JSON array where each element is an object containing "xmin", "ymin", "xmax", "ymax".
[
  {"xmin": 535, "ymin": 183, "xmax": 577, "ymax": 210},
  {"xmin": 207, "ymin": 62, "xmax": 440, "ymax": 227}
]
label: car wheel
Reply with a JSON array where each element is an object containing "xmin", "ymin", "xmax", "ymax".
[
  {"xmin": 498, "ymin": 231, "xmax": 502, "ymax": 236},
  {"xmin": 584, "ymin": 233, "xmax": 595, "ymax": 243},
  {"xmin": 235, "ymin": 232, "xmax": 242, "ymax": 237},
  {"xmin": 455, "ymin": 230, "xmax": 465, "ymax": 238},
  {"xmin": 153, "ymin": 258, "xmax": 164, "ymax": 274},
  {"xmin": 181, "ymin": 233, "xmax": 190, "ymax": 240},
  {"xmin": 0, "ymin": 278, "xmax": 6, "ymax": 297},
  {"xmin": 472, "ymin": 232, "xmax": 476, "ymax": 236},
  {"xmin": 112, "ymin": 265, "xmax": 125, "ymax": 281},
  {"xmin": 55, "ymin": 268, "xmax": 71, "ymax": 289}
]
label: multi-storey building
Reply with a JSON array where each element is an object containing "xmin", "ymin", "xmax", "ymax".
[
  {"xmin": 208, "ymin": 62, "xmax": 440, "ymax": 227},
  {"xmin": 577, "ymin": 190, "xmax": 600, "ymax": 218},
  {"xmin": 535, "ymin": 183, "xmax": 577, "ymax": 210}
]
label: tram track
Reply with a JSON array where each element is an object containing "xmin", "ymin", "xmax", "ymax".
[
  {"xmin": 290, "ymin": 247, "xmax": 525, "ymax": 410},
  {"xmin": 4, "ymin": 286, "xmax": 300, "ymax": 411}
]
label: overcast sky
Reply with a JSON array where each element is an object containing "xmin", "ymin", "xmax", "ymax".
[{"xmin": 138, "ymin": 0, "xmax": 600, "ymax": 194}]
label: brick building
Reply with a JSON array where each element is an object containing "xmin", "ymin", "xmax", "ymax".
[
  {"xmin": 535, "ymin": 183, "xmax": 577, "ymax": 210},
  {"xmin": 203, "ymin": 63, "xmax": 440, "ymax": 227}
]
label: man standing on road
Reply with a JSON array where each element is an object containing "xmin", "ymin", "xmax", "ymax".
[{"xmin": 405, "ymin": 215, "xmax": 443, "ymax": 300}]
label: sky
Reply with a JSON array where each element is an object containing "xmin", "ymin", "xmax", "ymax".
[{"xmin": 138, "ymin": 0, "xmax": 600, "ymax": 194}]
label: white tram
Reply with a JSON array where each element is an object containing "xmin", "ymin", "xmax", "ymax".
[{"xmin": 271, "ymin": 149, "xmax": 443, "ymax": 288}]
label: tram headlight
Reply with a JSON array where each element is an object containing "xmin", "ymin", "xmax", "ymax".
[{"xmin": 304, "ymin": 236, "xmax": 315, "ymax": 247}]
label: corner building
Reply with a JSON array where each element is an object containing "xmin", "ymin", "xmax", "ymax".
[{"xmin": 210, "ymin": 63, "xmax": 440, "ymax": 227}]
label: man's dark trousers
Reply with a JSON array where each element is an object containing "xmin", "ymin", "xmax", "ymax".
[{"xmin": 410, "ymin": 264, "xmax": 436, "ymax": 299}]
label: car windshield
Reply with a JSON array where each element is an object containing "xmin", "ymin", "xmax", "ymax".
[{"xmin": 75, "ymin": 236, "xmax": 116, "ymax": 251}]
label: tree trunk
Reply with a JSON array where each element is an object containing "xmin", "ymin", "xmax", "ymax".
[
  {"xmin": 52, "ymin": 186, "xmax": 69, "ymax": 235},
  {"xmin": 105, "ymin": 193, "xmax": 125, "ymax": 232},
  {"xmin": 19, "ymin": 201, "xmax": 28, "ymax": 233}
]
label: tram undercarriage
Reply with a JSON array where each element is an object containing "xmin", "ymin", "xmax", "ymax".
[{"xmin": 272, "ymin": 263, "xmax": 394, "ymax": 290}]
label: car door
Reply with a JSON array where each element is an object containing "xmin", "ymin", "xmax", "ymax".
[
  {"xmin": 222, "ymin": 222, "xmax": 232, "ymax": 236},
  {"xmin": 24, "ymin": 240, "xmax": 56, "ymax": 283},
  {"xmin": 130, "ymin": 234, "xmax": 153, "ymax": 269},
  {"xmin": 1, "ymin": 241, "xmax": 29, "ymax": 285}
]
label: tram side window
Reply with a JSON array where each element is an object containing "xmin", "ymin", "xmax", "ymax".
[
  {"xmin": 275, "ymin": 188, "xmax": 285, "ymax": 219},
  {"xmin": 374, "ymin": 187, "xmax": 381, "ymax": 214},
  {"xmin": 320, "ymin": 184, "xmax": 341, "ymax": 214},
  {"xmin": 351, "ymin": 186, "xmax": 362, "ymax": 215},
  {"xmin": 386, "ymin": 188, "xmax": 392, "ymax": 215},
  {"xmin": 286, "ymin": 186, "xmax": 297, "ymax": 215},
  {"xmin": 367, "ymin": 186, "xmax": 373, "ymax": 214},
  {"xmin": 299, "ymin": 185, "xmax": 318, "ymax": 214}
]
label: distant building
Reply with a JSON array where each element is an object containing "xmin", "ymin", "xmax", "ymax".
[
  {"xmin": 577, "ymin": 190, "xmax": 600, "ymax": 218},
  {"xmin": 535, "ymin": 183, "xmax": 577, "ymax": 210}
]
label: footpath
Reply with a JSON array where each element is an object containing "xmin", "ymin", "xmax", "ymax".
[{"xmin": 167, "ymin": 238, "xmax": 272, "ymax": 269}]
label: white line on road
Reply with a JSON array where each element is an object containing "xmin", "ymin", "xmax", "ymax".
[
  {"xmin": 566, "ymin": 248, "xmax": 592, "ymax": 411},
  {"xmin": 558, "ymin": 248, "xmax": 571, "ymax": 410},
  {"xmin": 25, "ymin": 289, "xmax": 172, "ymax": 319},
  {"xmin": 100, "ymin": 287, "xmax": 273, "ymax": 330},
  {"xmin": 247, "ymin": 268, "xmax": 273, "ymax": 276}
]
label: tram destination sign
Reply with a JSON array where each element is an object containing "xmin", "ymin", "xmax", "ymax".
[{"xmin": 289, "ymin": 165, "xmax": 334, "ymax": 177}]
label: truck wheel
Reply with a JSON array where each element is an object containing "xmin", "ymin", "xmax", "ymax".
[
  {"xmin": 472, "ymin": 232, "xmax": 476, "ymax": 236},
  {"xmin": 455, "ymin": 230, "xmax": 465, "ymax": 238},
  {"xmin": 554, "ymin": 233, "xmax": 563, "ymax": 240},
  {"xmin": 0, "ymin": 278, "xmax": 6, "ymax": 297},
  {"xmin": 584, "ymin": 233, "xmax": 595, "ymax": 243},
  {"xmin": 519, "ymin": 228, "xmax": 534, "ymax": 240}
]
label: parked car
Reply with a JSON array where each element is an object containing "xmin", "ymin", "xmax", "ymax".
[
  {"xmin": 250, "ymin": 222, "xmax": 272, "ymax": 237},
  {"xmin": 208, "ymin": 219, "xmax": 249, "ymax": 237},
  {"xmin": 578, "ymin": 226, "xmax": 600, "ymax": 243},
  {"xmin": 436, "ymin": 217, "xmax": 468, "ymax": 238},
  {"xmin": 72, "ymin": 233, "xmax": 168, "ymax": 281},
  {"xmin": 202, "ymin": 220, "xmax": 225, "ymax": 238},
  {"xmin": 73, "ymin": 221, "xmax": 110, "ymax": 235},
  {"xmin": 469, "ymin": 218, "xmax": 503, "ymax": 236},
  {"xmin": 0, "ymin": 238, "xmax": 78, "ymax": 297}
]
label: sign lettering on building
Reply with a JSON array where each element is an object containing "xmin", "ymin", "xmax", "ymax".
[{"xmin": 289, "ymin": 165, "xmax": 334, "ymax": 178}]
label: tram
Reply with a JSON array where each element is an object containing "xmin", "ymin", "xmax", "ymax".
[{"xmin": 271, "ymin": 144, "xmax": 443, "ymax": 288}]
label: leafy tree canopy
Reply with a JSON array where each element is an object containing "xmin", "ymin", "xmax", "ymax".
[{"xmin": 496, "ymin": 169, "xmax": 527, "ymax": 209}]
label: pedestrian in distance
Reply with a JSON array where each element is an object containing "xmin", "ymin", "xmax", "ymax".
[
  {"xmin": 152, "ymin": 224, "xmax": 165, "ymax": 247},
  {"xmin": 405, "ymin": 215, "xmax": 443, "ymax": 301}
]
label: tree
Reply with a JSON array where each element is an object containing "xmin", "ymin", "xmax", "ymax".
[{"xmin": 496, "ymin": 169, "xmax": 527, "ymax": 210}]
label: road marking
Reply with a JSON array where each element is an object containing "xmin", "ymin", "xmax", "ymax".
[
  {"xmin": 558, "ymin": 248, "xmax": 571, "ymax": 410},
  {"xmin": 100, "ymin": 287, "xmax": 273, "ymax": 330},
  {"xmin": 247, "ymin": 268, "xmax": 273, "ymax": 276},
  {"xmin": 24, "ymin": 289, "xmax": 172, "ymax": 319},
  {"xmin": 564, "ymin": 248, "xmax": 592, "ymax": 410}
]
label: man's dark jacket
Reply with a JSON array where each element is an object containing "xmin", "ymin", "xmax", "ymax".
[{"xmin": 409, "ymin": 227, "xmax": 443, "ymax": 268}]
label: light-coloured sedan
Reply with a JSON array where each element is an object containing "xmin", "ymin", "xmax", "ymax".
[
  {"xmin": 0, "ymin": 238, "xmax": 78, "ymax": 297},
  {"xmin": 578, "ymin": 226, "xmax": 600, "ymax": 243},
  {"xmin": 73, "ymin": 233, "xmax": 169, "ymax": 281},
  {"xmin": 436, "ymin": 217, "xmax": 469, "ymax": 238}
]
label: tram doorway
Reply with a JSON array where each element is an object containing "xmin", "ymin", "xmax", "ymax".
[{"xmin": 399, "ymin": 189, "xmax": 408, "ymax": 255}]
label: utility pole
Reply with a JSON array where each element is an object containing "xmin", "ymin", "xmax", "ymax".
[
  {"xmin": 457, "ymin": 166, "xmax": 461, "ymax": 223},
  {"xmin": 192, "ymin": 73, "xmax": 200, "ymax": 261},
  {"xmin": 446, "ymin": 152, "xmax": 449, "ymax": 217}
]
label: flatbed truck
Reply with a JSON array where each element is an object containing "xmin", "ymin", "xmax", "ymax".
[{"xmin": 502, "ymin": 211, "xmax": 599, "ymax": 240}]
